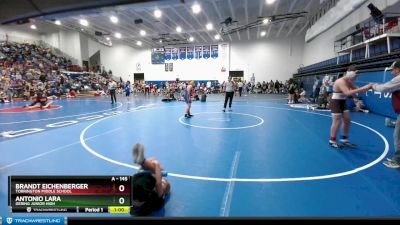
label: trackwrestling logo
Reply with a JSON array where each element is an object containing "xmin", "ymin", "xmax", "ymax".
[{"xmin": 3, "ymin": 217, "xmax": 64, "ymax": 225}]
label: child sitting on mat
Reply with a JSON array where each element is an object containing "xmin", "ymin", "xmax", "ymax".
[
  {"xmin": 353, "ymin": 97, "xmax": 369, "ymax": 113},
  {"xmin": 298, "ymin": 88, "xmax": 310, "ymax": 103},
  {"xmin": 24, "ymin": 91, "xmax": 53, "ymax": 109},
  {"xmin": 67, "ymin": 89, "xmax": 77, "ymax": 98},
  {"xmin": 0, "ymin": 88, "xmax": 7, "ymax": 103}
]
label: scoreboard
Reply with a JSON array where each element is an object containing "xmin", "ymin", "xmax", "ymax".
[{"xmin": 8, "ymin": 176, "xmax": 131, "ymax": 214}]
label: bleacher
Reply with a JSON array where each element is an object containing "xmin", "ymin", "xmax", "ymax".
[
  {"xmin": 298, "ymin": 12, "xmax": 400, "ymax": 76},
  {"xmin": 145, "ymin": 80, "xmax": 219, "ymax": 88},
  {"xmin": 338, "ymin": 54, "xmax": 350, "ymax": 64},
  {"xmin": 298, "ymin": 38, "xmax": 400, "ymax": 76},
  {"xmin": 0, "ymin": 41, "xmax": 103, "ymax": 100}
]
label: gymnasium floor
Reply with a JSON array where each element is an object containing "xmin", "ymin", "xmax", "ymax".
[{"xmin": 1, "ymin": 94, "xmax": 399, "ymax": 217}]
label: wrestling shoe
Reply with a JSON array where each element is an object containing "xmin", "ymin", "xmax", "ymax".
[
  {"xmin": 133, "ymin": 144, "xmax": 145, "ymax": 165},
  {"xmin": 383, "ymin": 160, "xmax": 400, "ymax": 169},
  {"xmin": 329, "ymin": 140, "xmax": 342, "ymax": 149},
  {"xmin": 385, "ymin": 118, "xmax": 396, "ymax": 127},
  {"xmin": 340, "ymin": 139, "xmax": 357, "ymax": 148}
]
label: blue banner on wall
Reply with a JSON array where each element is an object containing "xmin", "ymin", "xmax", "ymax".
[
  {"xmin": 203, "ymin": 45, "xmax": 211, "ymax": 59},
  {"xmin": 165, "ymin": 48, "xmax": 171, "ymax": 61},
  {"xmin": 356, "ymin": 71, "xmax": 396, "ymax": 118},
  {"xmin": 179, "ymin": 47, "xmax": 187, "ymax": 60},
  {"xmin": 171, "ymin": 48, "xmax": 178, "ymax": 60},
  {"xmin": 151, "ymin": 48, "xmax": 165, "ymax": 64},
  {"xmin": 195, "ymin": 46, "xmax": 202, "ymax": 59},
  {"xmin": 187, "ymin": 46, "xmax": 194, "ymax": 60},
  {"xmin": 211, "ymin": 45, "xmax": 218, "ymax": 59}
]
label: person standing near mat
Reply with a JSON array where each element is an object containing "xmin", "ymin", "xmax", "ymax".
[
  {"xmin": 125, "ymin": 80, "xmax": 132, "ymax": 103},
  {"xmin": 206, "ymin": 80, "xmax": 212, "ymax": 94},
  {"xmin": 329, "ymin": 65, "xmax": 373, "ymax": 148},
  {"xmin": 108, "ymin": 78, "xmax": 117, "ymax": 104},
  {"xmin": 222, "ymin": 76, "xmax": 236, "ymax": 112},
  {"xmin": 372, "ymin": 61, "xmax": 400, "ymax": 168},
  {"xmin": 184, "ymin": 80, "xmax": 194, "ymax": 118},
  {"xmin": 312, "ymin": 76, "xmax": 322, "ymax": 103},
  {"xmin": 288, "ymin": 79, "xmax": 296, "ymax": 104},
  {"xmin": 237, "ymin": 79, "xmax": 244, "ymax": 97}
]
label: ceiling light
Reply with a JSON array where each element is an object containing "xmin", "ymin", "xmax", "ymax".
[
  {"xmin": 266, "ymin": 0, "xmax": 276, "ymax": 4},
  {"xmin": 115, "ymin": 32, "xmax": 122, "ymax": 39},
  {"xmin": 137, "ymin": 41, "xmax": 142, "ymax": 46},
  {"xmin": 106, "ymin": 37, "xmax": 110, "ymax": 41},
  {"xmin": 206, "ymin": 23, "xmax": 213, "ymax": 30},
  {"xmin": 30, "ymin": 24, "xmax": 37, "ymax": 30},
  {"xmin": 55, "ymin": 20, "xmax": 61, "ymax": 25},
  {"xmin": 189, "ymin": 37, "xmax": 194, "ymax": 42},
  {"xmin": 81, "ymin": 28, "xmax": 84, "ymax": 31},
  {"xmin": 263, "ymin": 18, "xmax": 270, "ymax": 24},
  {"xmin": 140, "ymin": 30, "xmax": 146, "ymax": 36},
  {"xmin": 110, "ymin": 16, "xmax": 119, "ymax": 23},
  {"xmin": 154, "ymin": 9, "xmax": 162, "ymax": 18},
  {"xmin": 192, "ymin": 4, "xmax": 202, "ymax": 14},
  {"xmin": 176, "ymin": 26, "xmax": 182, "ymax": 33},
  {"xmin": 260, "ymin": 31, "xmax": 266, "ymax": 37},
  {"xmin": 79, "ymin": 19, "xmax": 89, "ymax": 26},
  {"xmin": 159, "ymin": 40, "xmax": 163, "ymax": 43},
  {"xmin": 214, "ymin": 34, "xmax": 221, "ymax": 40}
]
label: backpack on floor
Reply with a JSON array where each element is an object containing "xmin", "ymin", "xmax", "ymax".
[{"xmin": 200, "ymin": 94, "xmax": 207, "ymax": 102}]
